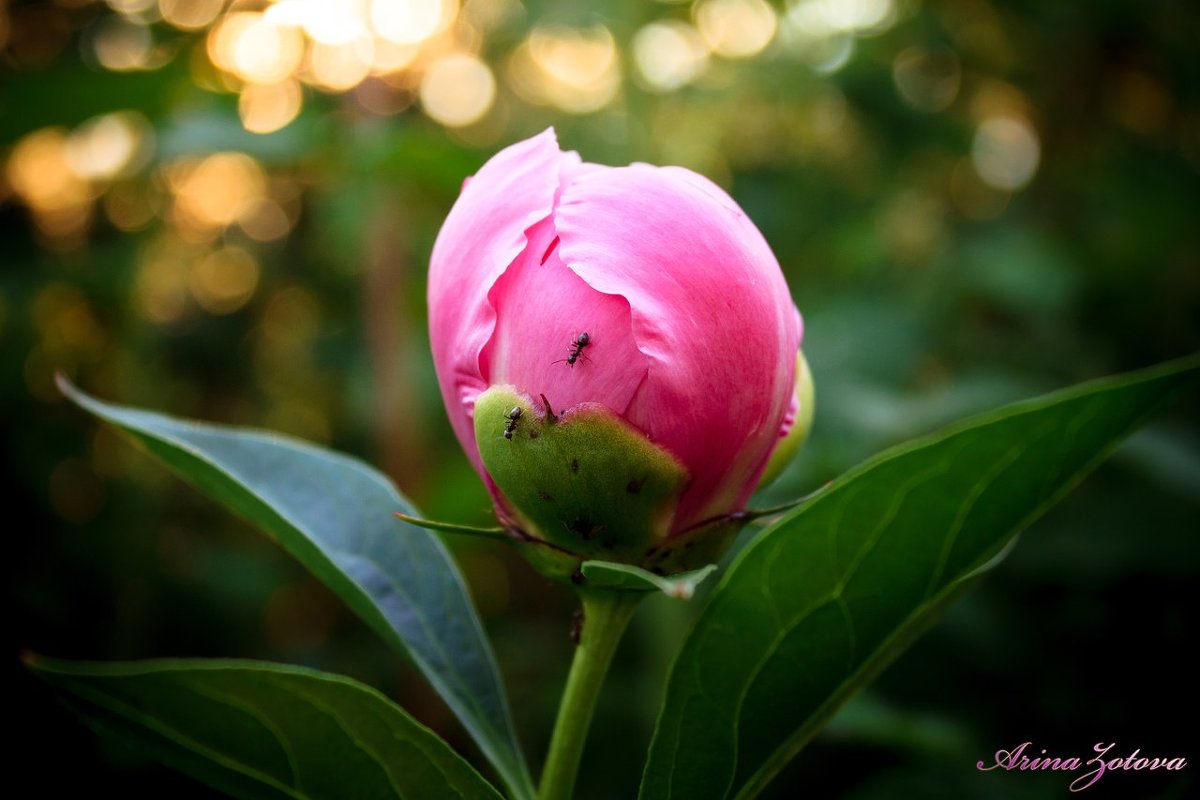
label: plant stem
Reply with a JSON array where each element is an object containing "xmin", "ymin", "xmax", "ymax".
[{"xmin": 538, "ymin": 588, "xmax": 642, "ymax": 800}]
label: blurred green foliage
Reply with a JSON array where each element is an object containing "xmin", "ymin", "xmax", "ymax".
[{"xmin": 4, "ymin": 0, "xmax": 1197, "ymax": 797}]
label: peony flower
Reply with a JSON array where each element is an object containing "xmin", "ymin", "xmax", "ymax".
[{"xmin": 428, "ymin": 128, "xmax": 805, "ymax": 573}]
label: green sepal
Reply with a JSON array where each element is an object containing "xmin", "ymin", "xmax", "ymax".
[
  {"xmin": 580, "ymin": 562, "xmax": 718, "ymax": 600},
  {"xmin": 393, "ymin": 512, "xmax": 512, "ymax": 542},
  {"xmin": 474, "ymin": 387, "xmax": 689, "ymax": 566},
  {"xmin": 758, "ymin": 350, "xmax": 815, "ymax": 489}
]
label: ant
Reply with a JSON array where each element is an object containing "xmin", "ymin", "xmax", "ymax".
[
  {"xmin": 503, "ymin": 406, "xmax": 522, "ymax": 439},
  {"xmin": 554, "ymin": 332, "xmax": 591, "ymax": 368}
]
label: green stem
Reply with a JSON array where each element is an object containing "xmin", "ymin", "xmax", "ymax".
[{"xmin": 538, "ymin": 589, "xmax": 642, "ymax": 800}]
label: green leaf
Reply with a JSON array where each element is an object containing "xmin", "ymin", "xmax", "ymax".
[
  {"xmin": 56, "ymin": 377, "xmax": 534, "ymax": 800},
  {"xmin": 640, "ymin": 356, "xmax": 1199, "ymax": 800},
  {"xmin": 26, "ymin": 656, "xmax": 504, "ymax": 800},
  {"xmin": 580, "ymin": 562, "xmax": 718, "ymax": 600}
]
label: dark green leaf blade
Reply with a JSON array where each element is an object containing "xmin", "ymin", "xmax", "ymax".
[
  {"xmin": 641, "ymin": 356, "xmax": 1199, "ymax": 800},
  {"xmin": 57, "ymin": 377, "xmax": 533, "ymax": 800},
  {"xmin": 27, "ymin": 656, "xmax": 504, "ymax": 800}
]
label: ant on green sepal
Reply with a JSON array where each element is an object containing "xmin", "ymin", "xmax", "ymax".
[{"xmin": 503, "ymin": 406, "xmax": 522, "ymax": 439}]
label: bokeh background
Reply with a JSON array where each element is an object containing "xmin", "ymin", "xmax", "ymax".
[{"xmin": 5, "ymin": 0, "xmax": 1198, "ymax": 797}]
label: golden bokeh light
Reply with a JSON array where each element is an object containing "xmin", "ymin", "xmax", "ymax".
[
  {"xmin": 510, "ymin": 25, "xmax": 619, "ymax": 114},
  {"xmin": 6, "ymin": 112, "xmax": 159, "ymax": 246},
  {"xmin": 87, "ymin": 0, "xmax": 476, "ymax": 131},
  {"xmin": 632, "ymin": 20, "xmax": 709, "ymax": 92},
  {"xmin": 265, "ymin": 0, "xmax": 369, "ymax": 46},
  {"xmin": 239, "ymin": 197, "xmax": 296, "ymax": 242},
  {"xmin": 168, "ymin": 152, "xmax": 267, "ymax": 231},
  {"xmin": 419, "ymin": 53, "xmax": 496, "ymax": 127},
  {"xmin": 159, "ymin": 0, "xmax": 225, "ymax": 32},
  {"xmin": 460, "ymin": 0, "xmax": 521, "ymax": 33},
  {"xmin": 209, "ymin": 11, "xmax": 305, "ymax": 85},
  {"xmin": 779, "ymin": 26, "xmax": 852, "ymax": 73},
  {"xmin": 972, "ymin": 115, "xmax": 1040, "ymax": 191},
  {"xmin": 75, "ymin": 0, "xmax": 903, "ymax": 138},
  {"xmin": 784, "ymin": 0, "xmax": 895, "ymax": 36},
  {"xmin": 190, "ymin": 245, "xmax": 261, "ymax": 315},
  {"xmin": 371, "ymin": 37, "xmax": 421, "ymax": 73},
  {"xmin": 371, "ymin": 0, "xmax": 457, "ymax": 45},
  {"xmin": 695, "ymin": 0, "xmax": 777, "ymax": 59},
  {"xmin": 968, "ymin": 80, "xmax": 1032, "ymax": 124},
  {"xmin": 238, "ymin": 79, "xmax": 304, "ymax": 133},
  {"xmin": 7, "ymin": 128, "xmax": 93, "ymax": 212},
  {"xmin": 65, "ymin": 111, "xmax": 154, "ymax": 180},
  {"xmin": 308, "ymin": 37, "xmax": 375, "ymax": 91},
  {"xmin": 8, "ymin": 127, "xmax": 96, "ymax": 247},
  {"xmin": 105, "ymin": 0, "xmax": 157, "ymax": 18},
  {"xmin": 93, "ymin": 15, "xmax": 153, "ymax": 71},
  {"xmin": 781, "ymin": 0, "xmax": 898, "ymax": 72}
]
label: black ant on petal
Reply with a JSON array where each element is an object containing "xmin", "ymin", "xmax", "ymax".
[{"xmin": 554, "ymin": 332, "xmax": 591, "ymax": 368}]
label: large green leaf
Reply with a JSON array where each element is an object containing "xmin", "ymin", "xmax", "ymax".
[
  {"xmin": 640, "ymin": 356, "xmax": 1198, "ymax": 800},
  {"xmin": 27, "ymin": 657, "xmax": 504, "ymax": 800},
  {"xmin": 57, "ymin": 377, "xmax": 533, "ymax": 800}
]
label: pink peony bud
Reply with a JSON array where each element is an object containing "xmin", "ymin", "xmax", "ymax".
[{"xmin": 428, "ymin": 129, "xmax": 803, "ymax": 569}]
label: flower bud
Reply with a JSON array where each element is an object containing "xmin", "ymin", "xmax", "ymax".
[{"xmin": 428, "ymin": 129, "xmax": 804, "ymax": 575}]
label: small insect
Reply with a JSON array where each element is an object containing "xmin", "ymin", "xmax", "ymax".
[
  {"xmin": 503, "ymin": 406, "xmax": 522, "ymax": 439},
  {"xmin": 554, "ymin": 332, "xmax": 591, "ymax": 368}
]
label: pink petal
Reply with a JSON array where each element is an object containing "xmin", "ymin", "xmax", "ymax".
[
  {"xmin": 776, "ymin": 308, "xmax": 805, "ymax": 442},
  {"xmin": 482, "ymin": 215, "xmax": 649, "ymax": 421},
  {"xmin": 556, "ymin": 164, "xmax": 802, "ymax": 532},
  {"xmin": 427, "ymin": 128, "xmax": 575, "ymax": 471}
]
